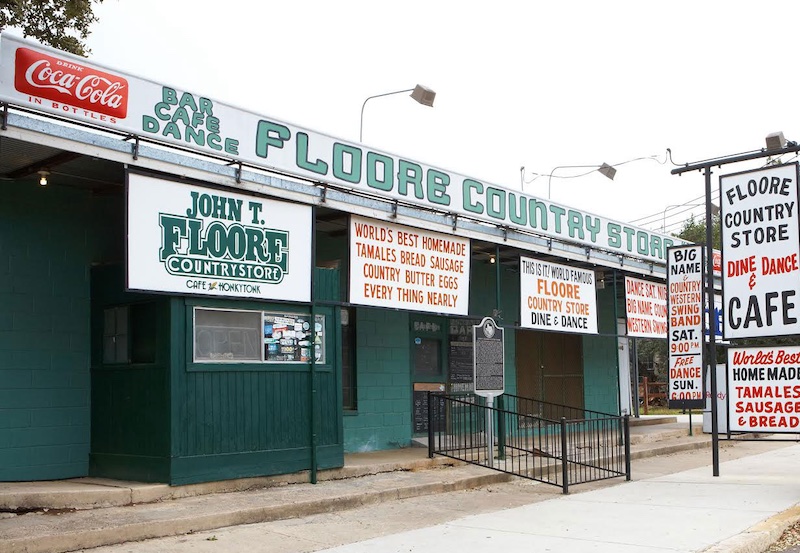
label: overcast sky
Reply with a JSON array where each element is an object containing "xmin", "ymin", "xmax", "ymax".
[{"xmin": 79, "ymin": 1, "xmax": 800, "ymax": 233}]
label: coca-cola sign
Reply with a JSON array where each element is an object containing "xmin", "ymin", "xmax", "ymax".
[{"xmin": 14, "ymin": 47, "xmax": 127, "ymax": 119}]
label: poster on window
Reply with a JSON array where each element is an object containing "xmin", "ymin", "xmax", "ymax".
[
  {"xmin": 349, "ymin": 215, "xmax": 470, "ymax": 315},
  {"xmin": 127, "ymin": 172, "xmax": 312, "ymax": 301}
]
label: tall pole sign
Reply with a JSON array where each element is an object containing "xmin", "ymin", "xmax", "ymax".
[
  {"xmin": 720, "ymin": 163, "xmax": 800, "ymax": 339},
  {"xmin": 667, "ymin": 245, "xmax": 705, "ymax": 409}
]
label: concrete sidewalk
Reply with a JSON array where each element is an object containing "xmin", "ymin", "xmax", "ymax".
[
  {"xmin": 317, "ymin": 444, "xmax": 800, "ymax": 553},
  {"xmin": 2, "ymin": 416, "xmax": 786, "ymax": 553}
]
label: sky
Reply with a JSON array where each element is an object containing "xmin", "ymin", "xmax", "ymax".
[{"xmin": 72, "ymin": 0, "xmax": 800, "ymax": 234}]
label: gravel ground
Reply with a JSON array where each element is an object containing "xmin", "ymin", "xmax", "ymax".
[{"xmin": 768, "ymin": 519, "xmax": 800, "ymax": 552}]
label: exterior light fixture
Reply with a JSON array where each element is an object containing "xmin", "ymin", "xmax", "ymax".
[
  {"xmin": 597, "ymin": 163, "xmax": 617, "ymax": 180},
  {"xmin": 38, "ymin": 170, "xmax": 49, "ymax": 186},
  {"xmin": 359, "ymin": 84, "xmax": 436, "ymax": 141},
  {"xmin": 766, "ymin": 131, "xmax": 786, "ymax": 151}
]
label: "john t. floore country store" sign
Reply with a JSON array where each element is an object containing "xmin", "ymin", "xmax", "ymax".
[{"xmin": 127, "ymin": 172, "xmax": 312, "ymax": 301}]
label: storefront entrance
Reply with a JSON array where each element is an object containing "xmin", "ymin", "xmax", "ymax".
[{"xmin": 516, "ymin": 330, "xmax": 584, "ymax": 408}]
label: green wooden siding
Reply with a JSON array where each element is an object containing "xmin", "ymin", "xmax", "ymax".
[{"xmin": 89, "ymin": 265, "xmax": 171, "ymax": 483}]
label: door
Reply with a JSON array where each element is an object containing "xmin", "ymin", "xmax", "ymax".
[{"xmin": 516, "ymin": 330, "xmax": 584, "ymax": 408}]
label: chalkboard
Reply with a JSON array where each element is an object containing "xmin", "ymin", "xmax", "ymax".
[
  {"xmin": 414, "ymin": 338, "xmax": 441, "ymax": 376},
  {"xmin": 448, "ymin": 340, "xmax": 473, "ymax": 383},
  {"xmin": 413, "ymin": 390, "xmax": 445, "ymax": 433}
]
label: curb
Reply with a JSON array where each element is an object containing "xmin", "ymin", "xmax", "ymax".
[
  {"xmin": 3, "ymin": 471, "xmax": 512, "ymax": 553},
  {"xmin": 702, "ymin": 504, "xmax": 800, "ymax": 553}
]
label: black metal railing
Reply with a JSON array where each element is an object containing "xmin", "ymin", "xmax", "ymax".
[{"xmin": 427, "ymin": 393, "xmax": 630, "ymax": 494}]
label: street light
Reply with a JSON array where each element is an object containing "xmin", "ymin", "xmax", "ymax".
[
  {"xmin": 547, "ymin": 163, "xmax": 616, "ymax": 200},
  {"xmin": 662, "ymin": 202, "xmax": 719, "ymax": 232},
  {"xmin": 359, "ymin": 84, "xmax": 436, "ymax": 142}
]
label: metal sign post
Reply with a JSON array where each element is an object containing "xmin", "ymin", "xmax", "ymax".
[{"xmin": 473, "ymin": 317, "xmax": 505, "ymax": 465}]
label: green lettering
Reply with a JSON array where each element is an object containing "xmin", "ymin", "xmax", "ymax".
[
  {"xmin": 178, "ymin": 92, "xmax": 198, "ymax": 112},
  {"xmin": 332, "ymin": 143, "xmax": 362, "ymax": 184},
  {"xmin": 162, "ymin": 87, "xmax": 178, "ymax": 105},
  {"xmin": 159, "ymin": 214, "xmax": 186, "ymax": 260},
  {"xmin": 486, "ymin": 187, "xmax": 506, "ymax": 220},
  {"xmin": 529, "ymin": 199, "xmax": 548, "ymax": 230},
  {"xmin": 199, "ymin": 97, "xmax": 214, "ymax": 116},
  {"xmin": 585, "ymin": 215, "xmax": 601, "ymax": 242},
  {"xmin": 366, "ymin": 152, "xmax": 393, "ymax": 191},
  {"xmin": 398, "ymin": 160, "xmax": 424, "ymax": 199},
  {"xmin": 567, "ymin": 210, "xmax": 584, "ymax": 240},
  {"xmin": 296, "ymin": 133, "xmax": 328, "ymax": 175},
  {"xmin": 607, "ymin": 223, "xmax": 621, "ymax": 248},
  {"xmin": 142, "ymin": 115, "xmax": 159, "ymax": 133},
  {"xmin": 154, "ymin": 102, "xmax": 172, "ymax": 121},
  {"xmin": 426, "ymin": 169, "xmax": 450, "ymax": 206},
  {"xmin": 255, "ymin": 120, "xmax": 291, "ymax": 159},
  {"xmin": 225, "ymin": 138, "xmax": 239, "ymax": 155},
  {"xmin": 508, "ymin": 193, "xmax": 527, "ymax": 225},
  {"xmin": 463, "ymin": 179, "xmax": 484, "ymax": 214},
  {"xmin": 207, "ymin": 133, "xmax": 222, "ymax": 151},
  {"xmin": 162, "ymin": 121, "xmax": 182, "ymax": 140},
  {"xmin": 206, "ymin": 116, "xmax": 220, "ymax": 133},
  {"xmin": 171, "ymin": 106, "xmax": 191, "ymax": 126},
  {"xmin": 548, "ymin": 205, "xmax": 566, "ymax": 233},
  {"xmin": 185, "ymin": 126, "xmax": 205, "ymax": 147}
]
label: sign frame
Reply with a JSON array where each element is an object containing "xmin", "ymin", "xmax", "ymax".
[
  {"xmin": 666, "ymin": 244, "xmax": 705, "ymax": 409},
  {"xmin": 727, "ymin": 345, "xmax": 800, "ymax": 433},
  {"xmin": 472, "ymin": 317, "xmax": 505, "ymax": 398},
  {"xmin": 719, "ymin": 162, "xmax": 800, "ymax": 339},
  {"xmin": 126, "ymin": 170, "xmax": 312, "ymax": 301}
]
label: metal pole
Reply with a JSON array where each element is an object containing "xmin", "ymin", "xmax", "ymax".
[
  {"xmin": 632, "ymin": 339, "xmax": 640, "ymax": 417},
  {"xmin": 624, "ymin": 414, "xmax": 631, "ymax": 481},
  {"xmin": 486, "ymin": 396, "xmax": 495, "ymax": 466},
  {"xmin": 560, "ymin": 417, "xmax": 569, "ymax": 494},
  {"xmin": 309, "ymin": 207, "xmax": 318, "ymax": 484},
  {"xmin": 427, "ymin": 392, "xmax": 434, "ymax": 459},
  {"xmin": 494, "ymin": 244, "xmax": 506, "ymax": 459},
  {"xmin": 705, "ymin": 166, "xmax": 720, "ymax": 477}
]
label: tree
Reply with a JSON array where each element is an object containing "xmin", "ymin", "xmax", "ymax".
[
  {"xmin": 0, "ymin": 0, "xmax": 104, "ymax": 56},
  {"xmin": 676, "ymin": 213, "xmax": 720, "ymax": 248}
]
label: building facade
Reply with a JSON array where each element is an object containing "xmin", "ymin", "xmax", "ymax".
[{"xmin": 0, "ymin": 34, "xmax": 677, "ymax": 484}]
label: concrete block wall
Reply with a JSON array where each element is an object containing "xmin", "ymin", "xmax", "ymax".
[
  {"xmin": 582, "ymin": 285, "xmax": 620, "ymax": 414},
  {"xmin": 343, "ymin": 307, "xmax": 411, "ymax": 452},
  {"xmin": 0, "ymin": 185, "xmax": 93, "ymax": 480}
]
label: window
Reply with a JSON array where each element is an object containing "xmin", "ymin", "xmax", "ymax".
[
  {"xmin": 194, "ymin": 308, "xmax": 261, "ymax": 362},
  {"xmin": 193, "ymin": 307, "xmax": 326, "ymax": 364},
  {"xmin": 264, "ymin": 312, "xmax": 326, "ymax": 363},
  {"xmin": 103, "ymin": 303, "xmax": 158, "ymax": 364},
  {"xmin": 103, "ymin": 306, "xmax": 129, "ymax": 364}
]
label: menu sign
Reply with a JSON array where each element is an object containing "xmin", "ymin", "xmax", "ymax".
[
  {"xmin": 349, "ymin": 216, "xmax": 470, "ymax": 315},
  {"xmin": 728, "ymin": 346, "xmax": 800, "ymax": 433}
]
